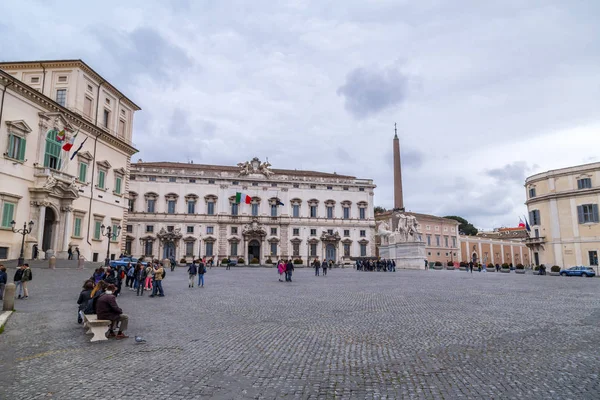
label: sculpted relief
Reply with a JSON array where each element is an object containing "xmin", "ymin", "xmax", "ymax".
[{"xmin": 237, "ymin": 157, "xmax": 274, "ymax": 178}]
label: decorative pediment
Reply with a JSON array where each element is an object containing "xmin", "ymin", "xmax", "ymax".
[
  {"xmin": 358, "ymin": 239, "xmax": 370, "ymax": 245},
  {"xmin": 77, "ymin": 151, "xmax": 93, "ymax": 162},
  {"xmin": 290, "ymin": 237, "xmax": 303, "ymax": 244},
  {"xmin": 139, "ymin": 235, "xmax": 156, "ymax": 241},
  {"xmin": 227, "ymin": 237, "xmax": 240, "ymax": 243},
  {"xmin": 183, "ymin": 235, "xmax": 197, "ymax": 242},
  {"xmin": 308, "ymin": 237, "xmax": 320, "ymax": 245},
  {"xmin": 237, "ymin": 157, "xmax": 274, "ymax": 177},
  {"xmin": 39, "ymin": 112, "xmax": 75, "ymax": 133},
  {"xmin": 144, "ymin": 191, "xmax": 159, "ymax": 199},
  {"xmin": 114, "ymin": 167, "xmax": 126, "ymax": 175},
  {"xmin": 341, "ymin": 238, "xmax": 353, "ymax": 244},
  {"xmin": 156, "ymin": 227, "xmax": 183, "ymax": 242},
  {"xmin": 242, "ymin": 218, "xmax": 267, "ymax": 238},
  {"xmin": 30, "ymin": 170, "xmax": 80, "ymax": 200},
  {"xmin": 6, "ymin": 120, "xmax": 32, "ymax": 135},
  {"xmin": 203, "ymin": 235, "xmax": 217, "ymax": 243},
  {"xmin": 96, "ymin": 160, "xmax": 112, "ymax": 170},
  {"xmin": 321, "ymin": 231, "xmax": 341, "ymax": 242},
  {"xmin": 267, "ymin": 237, "xmax": 280, "ymax": 243}
]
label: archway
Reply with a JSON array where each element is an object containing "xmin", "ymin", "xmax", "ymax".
[
  {"xmin": 326, "ymin": 244, "xmax": 336, "ymax": 262},
  {"xmin": 248, "ymin": 240, "xmax": 260, "ymax": 263},
  {"xmin": 42, "ymin": 207, "xmax": 56, "ymax": 251},
  {"xmin": 472, "ymin": 252, "xmax": 478, "ymax": 263}
]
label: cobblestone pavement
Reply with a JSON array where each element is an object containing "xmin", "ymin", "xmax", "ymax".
[{"xmin": 1, "ymin": 267, "xmax": 600, "ymax": 399}]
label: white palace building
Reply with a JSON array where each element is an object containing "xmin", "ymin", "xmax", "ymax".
[
  {"xmin": 0, "ymin": 60, "xmax": 140, "ymax": 262},
  {"xmin": 126, "ymin": 158, "xmax": 376, "ymax": 264}
]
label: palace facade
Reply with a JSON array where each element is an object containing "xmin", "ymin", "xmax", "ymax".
[
  {"xmin": 525, "ymin": 162, "xmax": 600, "ymax": 268},
  {"xmin": 126, "ymin": 159, "xmax": 376, "ymax": 264},
  {"xmin": 0, "ymin": 60, "xmax": 140, "ymax": 261}
]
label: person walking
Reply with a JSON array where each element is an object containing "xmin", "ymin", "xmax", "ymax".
[
  {"xmin": 322, "ymin": 260, "xmax": 328, "ymax": 276},
  {"xmin": 277, "ymin": 261, "xmax": 285, "ymax": 282},
  {"xmin": 314, "ymin": 259, "xmax": 320, "ymax": 276},
  {"xmin": 126, "ymin": 263, "xmax": 135, "ymax": 289},
  {"xmin": 75, "ymin": 247, "xmax": 80, "ymax": 259},
  {"xmin": 136, "ymin": 264, "xmax": 146, "ymax": 296},
  {"xmin": 469, "ymin": 261, "xmax": 473, "ymax": 273},
  {"xmin": 144, "ymin": 264, "xmax": 154, "ymax": 292},
  {"xmin": 13, "ymin": 265, "xmax": 24, "ymax": 299},
  {"xmin": 285, "ymin": 260, "xmax": 294, "ymax": 282},
  {"xmin": 188, "ymin": 262, "xmax": 198, "ymax": 288},
  {"xmin": 67, "ymin": 246, "xmax": 73, "ymax": 260},
  {"xmin": 0, "ymin": 265, "xmax": 7, "ymax": 300},
  {"xmin": 198, "ymin": 261, "xmax": 206, "ymax": 287},
  {"xmin": 21, "ymin": 263, "xmax": 32, "ymax": 299}
]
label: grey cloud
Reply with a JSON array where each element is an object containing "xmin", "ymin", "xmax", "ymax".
[
  {"xmin": 337, "ymin": 65, "xmax": 410, "ymax": 119},
  {"xmin": 486, "ymin": 162, "xmax": 531, "ymax": 185},
  {"xmin": 401, "ymin": 149, "xmax": 424, "ymax": 169},
  {"xmin": 168, "ymin": 108, "xmax": 216, "ymax": 139}
]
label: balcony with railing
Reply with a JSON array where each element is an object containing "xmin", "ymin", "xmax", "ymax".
[{"xmin": 525, "ymin": 236, "xmax": 546, "ymax": 247}]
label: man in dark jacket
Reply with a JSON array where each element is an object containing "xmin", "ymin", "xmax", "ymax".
[
  {"xmin": 13, "ymin": 265, "xmax": 24, "ymax": 299},
  {"xmin": 285, "ymin": 260, "xmax": 294, "ymax": 282},
  {"xmin": 0, "ymin": 265, "xmax": 7, "ymax": 300},
  {"xmin": 188, "ymin": 262, "xmax": 198, "ymax": 288},
  {"xmin": 321, "ymin": 260, "xmax": 328, "ymax": 276},
  {"xmin": 96, "ymin": 284, "xmax": 129, "ymax": 339}
]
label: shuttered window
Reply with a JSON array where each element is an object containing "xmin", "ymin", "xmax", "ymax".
[
  {"xmin": 44, "ymin": 131, "xmax": 62, "ymax": 169},
  {"xmin": 7, "ymin": 135, "xmax": 26, "ymax": 161},
  {"xmin": 114, "ymin": 177, "xmax": 122, "ymax": 194},
  {"xmin": 577, "ymin": 178, "xmax": 592, "ymax": 189},
  {"xmin": 78, "ymin": 162, "xmax": 88, "ymax": 182},
  {"xmin": 94, "ymin": 221, "xmax": 102, "ymax": 240},
  {"xmin": 529, "ymin": 210, "xmax": 541, "ymax": 225},
  {"xmin": 577, "ymin": 204, "xmax": 599, "ymax": 224},
  {"xmin": 73, "ymin": 217, "xmax": 82, "ymax": 237},
  {"xmin": 1, "ymin": 202, "xmax": 15, "ymax": 228}
]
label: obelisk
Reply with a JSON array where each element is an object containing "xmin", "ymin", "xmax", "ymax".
[{"xmin": 393, "ymin": 123, "xmax": 404, "ymax": 211}]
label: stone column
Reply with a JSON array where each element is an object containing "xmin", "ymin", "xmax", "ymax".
[
  {"xmin": 510, "ymin": 245, "xmax": 515, "ymax": 265},
  {"xmin": 61, "ymin": 206, "xmax": 73, "ymax": 252},
  {"xmin": 37, "ymin": 204, "xmax": 46, "ymax": 246},
  {"xmin": 501, "ymin": 244, "xmax": 505, "ymax": 263},
  {"xmin": 478, "ymin": 241, "xmax": 482, "ymax": 264},
  {"xmin": 393, "ymin": 127, "xmax": 404, "ymax": 210}
]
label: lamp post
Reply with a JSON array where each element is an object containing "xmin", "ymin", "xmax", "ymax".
[
  {"xmin": 11, "ymin": 220, "xmax": 34, "ymax": 266},
  {"xmin": 101, "ymin": 224, "xmax": 121, "ymax": 266}
]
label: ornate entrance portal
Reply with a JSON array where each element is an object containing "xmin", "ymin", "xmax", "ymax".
[
  {"xmin": 248, "ymin": 240, "xmax": 260, "ymax": 263},
  {"xmin": 42, "ymin": 207, "xmax": 56, "ymax": 251},
  {"xmin": 326, "ymin": 244, "xmax": 336, "ymax": 262}
]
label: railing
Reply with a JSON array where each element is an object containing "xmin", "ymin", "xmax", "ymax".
[{"xmin": 525, "ymin": 236, "xmax": 545, "ymax": 246}]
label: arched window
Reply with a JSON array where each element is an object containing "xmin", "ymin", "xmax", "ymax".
[{"xmin": 44, "ymin": 130, "xmax": 62, "ymax": 169}]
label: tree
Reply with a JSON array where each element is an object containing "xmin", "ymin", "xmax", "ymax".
[
  {"xmin": 444, "ymin": 216, "xmax": 478, "ymax": 236},
  {"xmin": 374, "ymin": 206, "xmax": 387, "ymax": 214}
]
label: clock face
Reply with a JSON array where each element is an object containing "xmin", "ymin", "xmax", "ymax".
[{"xmin": 251, "ymin": 160, "xmax": 260, "ymax": 170}]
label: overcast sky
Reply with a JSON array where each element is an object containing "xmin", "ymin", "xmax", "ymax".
[{"xmin": 2, "ymin": 0, "xmax": 600, "ymax": 229}]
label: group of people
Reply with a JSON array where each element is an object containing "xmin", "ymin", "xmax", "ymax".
[
  {"xmin": 77, "ymin": 279, "xmax": 129, "ymax": 339},
  {"xmin": 312, "ymin": 259, "xmax": 335, "ymax": 276},
  {"xmin": 355, "ymin": 259, "xmax": 396, "ymax": 272},
  {"xmin": 0, "ymin": 263, "xmax": 33, "ymax": 300},
  {"xmin": 67, "ymin": 246, "xmax": 81, "ymax": 260},
  {"xmin": 186, "ymin": 260, "xmax": 207, "ymax": 287},
  {"xmin": 90, "ymin": 260, "xmax": 166, "ymax": 298},
  {"xmin": 276, "ymin": 260, "xmax": 295, "ymax": 282}
]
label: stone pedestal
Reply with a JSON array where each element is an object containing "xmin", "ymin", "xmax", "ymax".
[{"xmin": 379, "ymin": 236, "xmax": 426, "ymax": 270}]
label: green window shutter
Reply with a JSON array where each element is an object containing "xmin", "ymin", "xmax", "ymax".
[
  {"xmin": 593, "ymin": 204, "xmax": 599, "ymax": 223},
  {"xmin": 98, "ymin": 171, "xmax": 105, "ymax": 188},
  {"xmin": 74, "ymin": 217, "xmax": 81, "ymax": 237},
  {"xmin": 8, "ymin": 135, "xmax": 14, "ymax": 158},
  {"xmin": 115, "ymin": 177, "xmax": 122, "ymax": 194},
  {"xmin": 2, "ymin": 203, "xmax": 15, "ymax": 228},
  {"xmin": 17, "ymin": 137, "xmax": 26, "ymax": 161},
  {"xmin": 94, "ymin": 221, "xmax": 101, "ymax": 239},
  {"xmin": 79, "ymin": 163, "xmax": 87, "ymax": 182}
]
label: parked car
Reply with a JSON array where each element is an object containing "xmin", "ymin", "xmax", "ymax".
[
  {"xmin": 560, "ymin": 266, "xmax": 596, "ymax": 277},
  {"xmin": 109, "ymin": 257, "xmax": 148, "ymax": 268}
]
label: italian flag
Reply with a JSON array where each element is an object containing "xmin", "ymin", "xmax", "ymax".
[
  {"xmin": 62, "ymin": 131, "xmax": 78, "ymax": 151},
  {"xmin": 235, "ymin": 192, "xmax": 251, "ymax": 204}
]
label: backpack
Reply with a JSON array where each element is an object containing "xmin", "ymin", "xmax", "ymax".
[{"xmin": 161, "ymin": 268, "xmax": 166, "ymax": 279}]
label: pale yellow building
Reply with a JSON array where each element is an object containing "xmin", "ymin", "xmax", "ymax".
[
  {"xmin": 0, "ymin": 60, "xmax": 140, "ymax": 262},
  {"xmin": 525, "ymin": 162, "xmax": 600, "ymax": 268}
]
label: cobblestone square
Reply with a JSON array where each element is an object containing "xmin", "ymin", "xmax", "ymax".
[{"xmin": 1, "ymin": 267, "xmax": 600, "ymax": 399}]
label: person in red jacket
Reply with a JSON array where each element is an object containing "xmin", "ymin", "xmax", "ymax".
[{"xmin": 95, "ymin": 284, "xmax": 129, "ymax": 339}]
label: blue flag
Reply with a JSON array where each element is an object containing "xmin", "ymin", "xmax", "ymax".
[
  {"xmin": 276, "ymin": 198, "xmax": 284, "ymax": 206},
  {"xmin": 524, "ymin": 216, "xmax": 531, "ymax": 232},
  {"xmin": 70, "ymin": 136, "xmax": 88, "ymax": 160}
]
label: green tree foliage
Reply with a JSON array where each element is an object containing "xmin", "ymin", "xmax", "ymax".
[
  {"xmin": 374, "ymin": 206, "xmax": 387, "ymax": 214},
  {"xmin": 443, "ymin": 216, "xmax": 478, "ymax": 236}
]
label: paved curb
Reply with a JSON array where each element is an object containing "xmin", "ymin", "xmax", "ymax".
[{"xmin": 0, "ymin": 310, "xmax": 13, "ymax": 332}]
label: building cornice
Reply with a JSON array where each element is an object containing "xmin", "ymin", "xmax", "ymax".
[
  {"xmin": 0, "ymin": 59, "xmax": 141, "ymax": 111},
  {"xmin": 526, "ymin": 187, "xmax": 600, "ymax": 206},
  {"xmin": 0, "ymin": 70, "xmax": 139, "ymax": 156},
  {"xmin": 525, "ymin": 162, "xmax": 600, "ymax": 185}
]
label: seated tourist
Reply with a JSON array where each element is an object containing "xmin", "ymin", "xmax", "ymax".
[
  {"xmin": 77, "ymin": 280, "xmax": 94, "ymax": 323},
  {"xmin": 95, "ymin": 284, "xmax": 129, "ymax": 339}
]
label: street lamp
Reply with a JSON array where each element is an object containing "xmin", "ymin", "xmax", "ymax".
[
  {"xmin": 11, "ymin": 220, "xmax": 34, "ymax": 266},
  {"xmin": 100, "ymin": 224, "xmax": 121, "ymax": 266}
]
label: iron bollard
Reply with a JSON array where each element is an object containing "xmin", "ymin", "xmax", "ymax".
[
  {"xmin": 49, "ymin": 255, "xmax": 56, "ymax": 269},
  {"xmin": 3, "ymin": 283, "xmax": 15, "ymax": 311},
  {"xmin": 78, "ymin": 255, "xmax": 85, "ymax": 269}
]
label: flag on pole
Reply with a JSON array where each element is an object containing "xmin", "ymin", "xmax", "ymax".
[
  {"xmin": 235, "ymin": 192, "xmax": 251, "ymax": 204},
  {"xmin": 56, "ymin": 130, "xmax": 66, "ymax": 142},
  {"xmin": 518, "ymin": 218, "xmax": 525, "ymax": 228},
  {"xmin": 62, "ymin": 130, "xmax": 79, "ymax": 151},
  {"xmin": 524, "ymin": 216, "xmax": 531, "ymax": 232},
  {"xmin": 70, "ymin": 136, "xmax": 88, "ymax": 160},
  {"xmin": 276, "ymin": 198, "xmax": 284, "ymax": 206}
]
